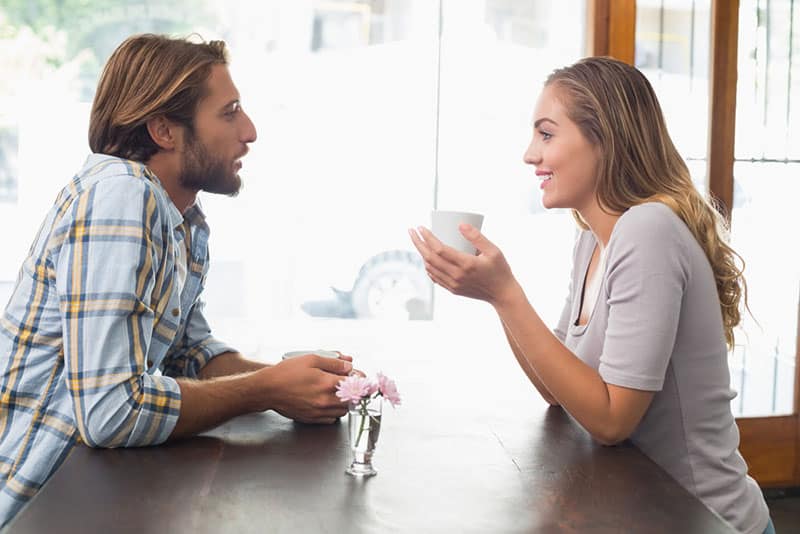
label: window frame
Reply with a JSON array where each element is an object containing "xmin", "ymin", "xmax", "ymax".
[{"xmin": 593, "ymin": 0, "xmax": 800, "ymax": 488}]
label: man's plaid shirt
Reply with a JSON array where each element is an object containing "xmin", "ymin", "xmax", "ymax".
[{"xmin": 0, "ymin": 154, "xmax": 234, "ymax": 525}]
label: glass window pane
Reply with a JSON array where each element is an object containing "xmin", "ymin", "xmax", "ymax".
[
  {"xmin": 730, "ymin": 162, "xmax": 799, "ymax": 416},
  {"xmin": 0, "ymin": 1, "xmax": 587, "ymax": 360},
  {"xmin": 0, "ymin": 2, "xmax": 214, "ymax": 285},
  {"xmin": 203, "ymin": 1, "xmax": 440, "ymax": 342},
  {"xmin": 635, "ymin": 0, "xmax": 711, "ymax": 190},
  {"xmin": 435, "ymin": 0, "xmax": 586, "ymax": 329},
  {"xmin": 731, "ymin": 0, "xmax": 799, "ymax": 417}
]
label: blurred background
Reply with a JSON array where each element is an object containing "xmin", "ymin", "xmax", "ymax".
[{"xmin": 0, "ymin": 0, "xmax": 797, "ymax": 426}]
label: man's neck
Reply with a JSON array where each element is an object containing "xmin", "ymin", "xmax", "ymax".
[{"xmin": 145, "ymin": 153, "xmax": 197, "ymax": 213}]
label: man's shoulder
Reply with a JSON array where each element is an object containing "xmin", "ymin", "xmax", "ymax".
[
  {"xmin": 53, "ymin": 155, "xmax": 171, "ymax": 228},
  {"xmin": 56, "ymin": 154, "xmax": 170, "ymax": 211},
  {"xmin": 72, "ymin": 154, "xmax": 156, "ymax": 194}
]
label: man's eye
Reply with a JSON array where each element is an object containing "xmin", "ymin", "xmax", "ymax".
[{"xmin": 224, "ymin": 104, "xmax": 241, "ymax": 117}]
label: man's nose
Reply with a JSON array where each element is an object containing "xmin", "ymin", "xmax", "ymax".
[{"xmin": 242, "ymin": 111, "xmax": 257, "ymax": 143}]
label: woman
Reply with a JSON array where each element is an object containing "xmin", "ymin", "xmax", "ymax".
[{"xmin": 409, "ymin": 57, "xmax": 773, "ymax": 534}]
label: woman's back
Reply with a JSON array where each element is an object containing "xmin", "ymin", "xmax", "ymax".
[{"xmin": 559, "ymin": 202, "xmax": 768, "ymax": 533}]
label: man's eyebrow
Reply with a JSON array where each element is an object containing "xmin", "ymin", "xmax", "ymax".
[{"xmin": 533, "ymin": 117, "xmax": 558, "ymax": 128}]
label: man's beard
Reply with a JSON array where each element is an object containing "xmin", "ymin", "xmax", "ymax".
[{"xmin": 178, "ymin": 130, "xmax": 242, "ymax": 196}]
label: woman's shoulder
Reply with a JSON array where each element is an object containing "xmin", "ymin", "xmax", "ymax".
[
  {"xmin": 614, "ymin": 202, "xmax": 692, "ymax": 246},
  {"xmin": 618, "ymin": 202, "xmax": 684, "ymax": 234},
  {"xmin": 608, "ymin": 202, "xmax": 693, "ymax": 264}
]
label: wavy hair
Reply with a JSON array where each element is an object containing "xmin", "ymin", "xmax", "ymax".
[
  {"xmin": 546, "ymin": 56, "xmax": 746, "ymax": 348},
  {"xmin": 89, "ymin": 34, "xmax": 228, "ymax": 162}
]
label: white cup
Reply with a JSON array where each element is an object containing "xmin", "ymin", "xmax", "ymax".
[
  {"xmin": 282, "ymin": 349, "xmax": 341, "ymax": 361},
  {"xmin": 430, "ymin": 210, "xmax": 484, "ymax": 254}
]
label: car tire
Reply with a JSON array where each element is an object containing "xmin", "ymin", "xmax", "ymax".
[{"xmin": 349, "ymin": 250, "xmax": 431, "ymax": 319}]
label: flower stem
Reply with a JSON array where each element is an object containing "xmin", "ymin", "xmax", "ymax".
[{"xmin": 354, "ymin": 401, "xmax": 368, "ymax": 449}]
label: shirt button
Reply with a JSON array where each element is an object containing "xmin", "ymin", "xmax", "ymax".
[
  {"xmin": 147, "ymin": 359, "xmax": 154, "ymax": 367},
  {"xmin": 171, "ymin": 308, "xmax": 180, "ymax": 317}
]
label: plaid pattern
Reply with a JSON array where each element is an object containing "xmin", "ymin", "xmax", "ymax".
[{"xmin": 0, "ymin": 154, "xmax": 234, "ymax": 526}]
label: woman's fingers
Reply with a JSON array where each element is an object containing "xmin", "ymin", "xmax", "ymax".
[
  {"xmin": 408, "ymin": 227, "xmax": 471, "ymax": 281},
  {"xmin": 458, "ymin": 223, "xmax": 497, "ymax": 256},
  {"xmin": 424, "ymin": 261, "xmax": 457, "ymax": 291},
  {"xmin": 416, "ymin": 227, "xmax": 473, "ymax": 267}
]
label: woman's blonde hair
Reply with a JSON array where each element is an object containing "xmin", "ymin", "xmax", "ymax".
[
  {"xmin": 546, "ymin": 56, "xmax": 745, "ymax": 348},
  {"xmin": 89, "ymin": 34, "xmax": 228, "ymax": 162}
]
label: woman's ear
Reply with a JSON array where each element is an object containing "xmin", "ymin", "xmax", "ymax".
[{"xmin": 146, "ymin": 116, "xmax": 178, "ymax": 151}]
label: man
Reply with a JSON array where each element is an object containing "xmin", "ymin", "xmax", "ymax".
[{"xmin": 0, "ymin": 34, "xmax": 352, "ymax": 526}]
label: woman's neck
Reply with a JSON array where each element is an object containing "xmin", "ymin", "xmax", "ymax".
[{"xmin": 578, "ymin": 201, "xmax": 621, "ymax": 248}]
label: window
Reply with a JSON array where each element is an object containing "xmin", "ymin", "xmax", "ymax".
[
  {"xmin": 729, "ymin": 0, "xmax": 799, "ymax": 416},
  {"xmin": 635, "ymin": 0, "xmax": 711, "ymax": 189},
  {"xmin": 0, "ymin": 123, "xmax": 17, "ymax": 203},
  {"xmin": 637, "ymin": 0, "xmax": 799, "ymax": 417},
  {"xmin": 0, "ymin": 1, "xmax": 587, "ymax": 359}
]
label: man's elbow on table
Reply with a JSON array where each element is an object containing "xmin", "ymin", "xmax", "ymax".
[
  {"xmin": 74, "ymin": 379, "xmax": 176, "ymax": 449},
  {"xmin": 78, "ymin": 403, "xmax": 131, "ymax": 448}
]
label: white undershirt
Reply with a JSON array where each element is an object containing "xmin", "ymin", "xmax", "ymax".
[{"xmin": 175, "ymin": 236, "xmax": 188, "ymax": 297}]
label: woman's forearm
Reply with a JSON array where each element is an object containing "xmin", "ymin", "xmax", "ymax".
[
  {"xmin": 500, "ymin": 320, "xmax": 559, "ymax": 406},
  {"xmin": 493, "ymin": 285, "xmax": 639, "ymax": 444}
]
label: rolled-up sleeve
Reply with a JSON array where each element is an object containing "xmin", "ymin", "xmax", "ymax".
[
  {"xmin": 54, "ymin": 175, "xmax": 181, "ymax": 448},
  {"xmin": 162, "ymin": 297, "xmax": 237, "ymax": 379}
]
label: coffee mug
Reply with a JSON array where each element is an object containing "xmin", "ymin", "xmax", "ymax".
[
  {"xmin": 282, "ymin": 349, "xmax": 341, "ymax": 361},
  {"xmin": 430, "ymin": 210, "xmax": 485, "ymax": 254}
]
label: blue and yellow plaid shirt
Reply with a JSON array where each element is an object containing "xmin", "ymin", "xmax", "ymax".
[{"xmin": 0, "ymin": 154, "xmax": 234, "ymax": 525}]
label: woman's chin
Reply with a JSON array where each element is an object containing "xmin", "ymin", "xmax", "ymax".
[{"xmin": 541, "ymin": 196, "xmax": 557, "ymax": 210}]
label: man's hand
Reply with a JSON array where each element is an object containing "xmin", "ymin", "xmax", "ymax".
[
  {"xmin": 256, "ymin": 355, "xmax": 352, "ymax": 424},
  {"xmin": 170, "ymin": 354, "xmax": 354, "ymax": 440}
]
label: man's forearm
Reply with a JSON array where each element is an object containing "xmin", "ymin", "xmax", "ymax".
[
  {"xmin": 169, "ymin": 355, "xmax": 353, "ymax": 440},
  {"xmin": 198, "ymin": 351, "xmax": 270, "ymax": 380},
  {"xmin": 169, "ymin": 372, "xmax": 262, "ymax": 439}
]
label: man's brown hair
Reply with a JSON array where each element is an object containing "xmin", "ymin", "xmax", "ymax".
[{"xmin": 89, "ymin": 34, "xmax": 228, "ymax": 162}]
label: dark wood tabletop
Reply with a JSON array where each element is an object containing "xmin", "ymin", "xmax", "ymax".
[{"xmin": 6, "ymin": 348, "xmax": 736, "ymax": 533}]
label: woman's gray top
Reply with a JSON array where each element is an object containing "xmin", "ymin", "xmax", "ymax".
[{"xmin": 554, "ymin": 202, "xmax": 769, "ymax": 534}]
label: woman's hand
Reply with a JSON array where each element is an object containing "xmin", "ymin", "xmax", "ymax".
[{"xmin": 408, "ymin": 223, "xmax": 520, "ymax": 307}]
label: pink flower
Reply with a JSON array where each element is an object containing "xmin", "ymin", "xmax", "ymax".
[
  {"xmin": 366, "ymin": 381, "xmax": 379, "ymax": 396},
  {"xmin": 336, "ymin": 375, "xmax": 374, "ymax": 403},
  {"xmin": 376, "ymin": 372, "xmax": 401, "ymax": 407}
]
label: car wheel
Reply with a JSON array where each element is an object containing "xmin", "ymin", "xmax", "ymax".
[{"xmin": 349, "ymin": 250, "xmax": 432, "ymax": 320}]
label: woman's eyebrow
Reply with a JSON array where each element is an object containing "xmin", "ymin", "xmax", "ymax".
[{"xmin": 533, "ymin": 117, "xmax": 558, "ymax": 128}]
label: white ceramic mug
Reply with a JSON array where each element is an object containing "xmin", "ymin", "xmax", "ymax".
[
  {"xmin": 282, "ymin": 349, "xmax": 341, "ymax": 361},
  {"xmin": 430, "ymin": 210, "xmax": 484, "ymax": 254}
]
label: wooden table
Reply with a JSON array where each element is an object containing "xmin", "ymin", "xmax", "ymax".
[{"xmin": 6, "ymin": 349, "xmax": 735, "ymax": 533}]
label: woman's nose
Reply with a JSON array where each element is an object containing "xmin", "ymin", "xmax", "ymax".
[{"xmin": 523, "ymin": 138, "xmax": 540, "ymax": 165}]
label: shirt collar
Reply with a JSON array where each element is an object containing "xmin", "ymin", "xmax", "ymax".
[
  {"xmin": 183, "ymin": 201, "xmax": 207, "ymax": 228},
  {"xmin": 85, "ymin": 154, "xmax": 207, "ymax": 231},
  {"xmin": 138, "ymin": 165, "xmax": 186, "ymax": 230}
]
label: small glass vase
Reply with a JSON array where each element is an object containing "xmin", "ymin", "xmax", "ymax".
[{"xmin": 345, "ymin": 397, "xmax": 382, "ymax": 477}]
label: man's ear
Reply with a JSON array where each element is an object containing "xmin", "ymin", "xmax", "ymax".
[{"xmin": 146, "ymin": 116, "xmax": 179, "ymax": 151}]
